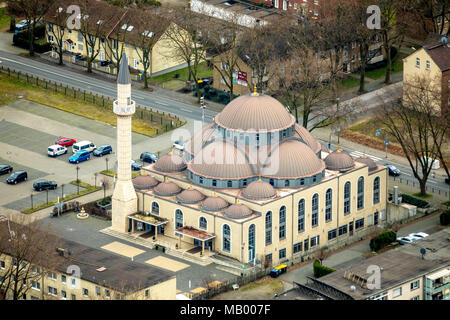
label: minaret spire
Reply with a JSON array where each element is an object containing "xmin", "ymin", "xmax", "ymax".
[{"xmin": 117, "ymin": 51, "xmax": 131, "ymax": 85}]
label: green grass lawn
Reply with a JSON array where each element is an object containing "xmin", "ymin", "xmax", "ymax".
[
  {"xmin": 149, "ymin": 62, "xmax": 212, "ymax": 85},
  {"xmin": 365, "ymin": 58, "xmax": 404, "ymax": 80},
  {"xmin": 338, "ymin": 76, "xmax": 362, "ymax": 90}
]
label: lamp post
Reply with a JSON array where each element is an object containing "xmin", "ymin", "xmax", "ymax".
[
  {"xmin": 336, "ymin": 97, "xmax": 341, "ymax": 144},
  {"xmin": 76, "ymin": 166, "xmax": 80, "ymax": 194},
  {"xmin": 105, "ymin": 157, "xmax": 109, "ymax": 172}
]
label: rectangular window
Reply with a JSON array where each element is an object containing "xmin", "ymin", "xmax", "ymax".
[
  {"xmin": 96, "ymin": 286, "xmax": 101, "ymax": 296},
  {"xmin": 78, "ymin": 31, "xmax": 83, "ymax": 42},
  {"xmin": 338, "ymin": 224, "xmax": 348, "ymax": 236},
  {"xmin": 48, "ymin": 272, "xmax": 57, "ymax": 281},
  {"xmin": 411, "ymin": 295, "xmax": 420, "ymax": 300},
  {"xmin": 47, "ymin": 286, "xmax": 57, "ymax": 296},
  {"xmin": 293, "ymin": 242, "xmax": 302, "ymax": 254},
  {"xmin": 105, "ymin": 289, "xmax": 110, "ymax": 298},
  {"xmin": 310, "ymin": 235, "xmax": 320, "ymax": 248},
  {"xmin": 410, "ymin": 280, "xmax": 420, "ymax": 291},
  {"xmin": 298, "ymin": 199, "xmax": 305, "ymax": 232},
  {"xmin": 392, "ymin": 287, "xmax": 402, "ymax": 298},
  {"xmin": 416, "ymin": 58, "xmax": 420, "ymax": 67},
  {"xmin": 145, "ymin": 289, "xmax": 150, "ymax": 298},
  {"xmin": 82, "ymin": 288, "xmax": 89, "ymax": 297},
  {"xmin": 0, "ymin": 260, "xmax": 4, "ymax": 269},
  {"xmin": 71, "ymin": 294, "xmax": 76, "ymax": 300},
  {"xmin": 61, "ymin": 290, "xmax": 67, "ymax": 299},
  {"xmin": 304, "ymin": 239, "xmax": 309, "ymax": 251},
  {"xmin": 31, "ymin": 281, "xmax": 40, "ymax": 291},
  {"xmin": 328, "ymin": 229, "xmax": 337, "ymax": 241},
  {"xmin": 61, "ymin": 275, "xmax": 66, "ymax": 284},
  {"xmin": 355, "ymin": 218, "xmax": 364, "ymax": 230},
  {"xmin": 279, "ymin": 248, "xmax": 286, "ymax": 260},
  {"xmin": 426, "ymin": 60, "xmax": 430, "ymax": 70}
]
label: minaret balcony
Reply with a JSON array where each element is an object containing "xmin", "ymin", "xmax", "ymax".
[{"xmin": 113, "ymin": 100, "xmax": 136, "ymax": 115}]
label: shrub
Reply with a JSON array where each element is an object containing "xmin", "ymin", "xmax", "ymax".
[
  {"xmin": 13, "ymin": 25, "xmax": 51, "ymax": 53},
  {"xmin": 369, "ymin": 230, "xmax": 397, "ymax": 252},
  {"xmin": 401, "ymin": 194, "xmax": 430, "ymax": 208},
  {"xmin": 313, "ymin": 260, "xmax": 336, "ymax": 278},
  {"xmin": 440, "ymin": 209, "xmax": 450, "ymax": 226}
]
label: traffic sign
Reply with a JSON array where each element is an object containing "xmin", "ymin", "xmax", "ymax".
[
  {"xmin": 385, "ymin": 140, "xmax": 389, "ymax": 146},
  {"xmin": 376, "ymin": 129, "xmax": 381, "ymax": 136}
]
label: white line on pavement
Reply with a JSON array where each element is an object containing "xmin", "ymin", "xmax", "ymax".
[{"xmin": 180, "ymin": 108, "xmax": 193, "ymax": 113}]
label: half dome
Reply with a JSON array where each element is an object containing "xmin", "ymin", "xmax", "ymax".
[
  {"xmin": 224, "ymin": 204, "xmax": 253, "ymax": 219},
  {"xmin": 294, "ymin": 124, "xmax": 321, "ymax": 154},
  {"xmin": 261, "ymin": 140, "xmax": 325, "ymax": 178},
  {"xmin": 242, "ymin": 180, "xmax": 276, "ymax": 200},
  {"xmin": 188, "ymin": 141, "xmax": 255, "ymax": 179},
  {"xmin": 325, "ymin": 149, "xmax": 355, "ymax": 172},
  {"xmin": 132, "ymin": 175, "xmax": 159, "ymax": 190},
  {"xmin": 176, "ymin": 189, "xmax": 206, "ymax": 204},
  {"xmin": 154, "ymin": 153, "xmax": 186, "ymax": 172},
  {"xmin": 201, "ymin": 196, "xmax": 229, "ymax": 211},
  {"xmin": 153, "ymin": 181, "xmax": 181, "ymax": 196},
  {"xmin": 215, "ymin": 93, "xmax": 295, "ymax": 132},
  {"xmin": 355, "ymin": 156, "xmax": 377, "ymax": 171}
]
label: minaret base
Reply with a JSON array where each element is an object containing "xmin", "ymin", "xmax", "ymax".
[{"xmin": 111, "ymin": 180, "xmax": 137, "ymax": 233}]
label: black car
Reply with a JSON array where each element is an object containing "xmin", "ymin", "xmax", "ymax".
[
  {"xmin": 140, "ymin": 152, "xmax": 158, "ymax": 163},
  {"xmin": 6, "ymin": 171, "xmax": 28, "ymax": 185},
  {"xmin": 33, "ymin": 180, "xmax": 57, "ymax": 191},
  {"xmin": 93, "ymin": 144, "xmax": 112, "ymax": 157},
  {"xmin": 385, "ymin": 164, "xmax": 401, "ymax": 176},
  {"xmin": 131, "ymin": 160, "xmax": 142, "ymax": 171},
  {"xmin": 0, "ymin": 165, "xmax": 13, "ymax": 175}
]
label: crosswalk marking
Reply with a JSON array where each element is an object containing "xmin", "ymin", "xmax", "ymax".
[{"xmin": 349, "ymin": 151, "xmax": 383, "ymax": 162}]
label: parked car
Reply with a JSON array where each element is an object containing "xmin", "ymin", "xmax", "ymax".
[
  {"xmin": 173, "ymin": 140, "xmax": 185, "ymax": 151},
  {"xmin": 69, "ymin": 150, "xmax": 90, "ymax": 164},
  {"xmin": 47, "ymin": 144, "xmax": 67, "ymax": 157},
  {"xmin": 15, "ymin": 20, "xmax": 30, "ymax": 30},
  {"xmin": 408, "ymin": 232, "xmax": 429, "ymax": 240},
  {"xmin": 93, "ymin": 144, "xmax": 112, "ymax": 157},
  {"xmin": 55, "ymin": 137, "xmax": 76, "ymax": 147},
  {"xmin": 6, "ymin": 171, "xmax": 28, "ymax": 185},
  {"xmin": 140, "ymin": 152, "xmax": 158, "ymax": 163},
  {"xmin": 131, "ymin": 160, "xmax": 142, "ymax": 171},
  {"xmin": 33, "ymin": 180, "xmax": 57, "ymax": 191},
  {"xmin": 72, "ymin": 140, "xmax": 96, "ymax": 153},
  {"xmin": 385, "ymin": 164, "xmax": 401, "ymax": 176},
  {"xmin": 397, "ymin": 236, "xmax": 416, "ymax": 245},
  {"xmin": 445, "ymin": 178, "xmax": 450, "ymax": 185},
  {"xmin": 0, "ymin": 165, "xmax": 13, "ymax": 175}
]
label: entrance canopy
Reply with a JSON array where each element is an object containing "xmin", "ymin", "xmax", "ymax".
[
  {"xmin": 175, "ymin": 226, "xmax": 216, "ymax": 241},
  {"xmin": 129, "ymin": 212, "xmax": 168, "ymax": 227}
]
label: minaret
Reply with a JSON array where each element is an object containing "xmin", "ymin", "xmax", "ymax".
[{"xmin": 111, "ymin": 52, "xmax": 137, "ymax": 232}]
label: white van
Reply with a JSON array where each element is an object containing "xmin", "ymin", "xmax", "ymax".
[
  {"xmin": 72, "ymin": 140, "xmax": 96, "ymax": 153},
  {"xmin": 48, "ymin": 144, "xmax": 67, "ymax": 157}
]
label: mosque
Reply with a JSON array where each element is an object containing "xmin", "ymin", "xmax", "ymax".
[{"xmin": 111, "ymin": 55, "xmax": 387, "ymax": 267}]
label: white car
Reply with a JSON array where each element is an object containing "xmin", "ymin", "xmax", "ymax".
[
  {"xmin": 397, "ymin": 236, "xmax": 416, "ymax": 245},
  {"xmin": 408, "ymin": 232, "xmax": 429, "ymax": 240},
  {"xmin": 15, "ymin": 20, "xmax": 29, "ymax": 30},
  {"xmin": 47, "ymin": 144, "xmax": 67, "ymax": 157},
  {"xmin": 173, "ymin": 140, "xmax": 185, "ymax": 151}
]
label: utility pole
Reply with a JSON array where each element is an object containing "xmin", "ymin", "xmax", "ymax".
[
  {"xmin": 200, "ymin": 95, "xmax": 206, "ymax": 144},
  {"xmin": 336, "ymin": 98, "xmax": 340, "ymax": 144}
]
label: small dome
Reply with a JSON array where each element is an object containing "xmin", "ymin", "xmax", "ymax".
[
  {"xmin": 176, "ymin": 189, "xmax": 206, "ymax": 204},
  {"xmin": 242, "ymin": 180, "xmax": 276, "ymax": 200},
  {"xmin": 201, "ymin": 196, "xmax": 229, "ymax": 211},
  {"xmin": 224, "ymin": 204, "xmax": 253, "ymax": 219},
  {"xmin": 355, "ymin": 156, "xmax": 377, "ymax": 171},
  {"xmin": 132, "ymin": 175, "xmax": 159, "ymax": 190},
  {"xmin": 154, "ymin": 181, "xmax": 181, "ymax": 196},
  {"xmin": 262, "ymin": 140, "xmax": 325, "ymax": 179},
  {"xmin": 215, "ymin": 93, "xmax": 295, "ymax": 131},
  {"xmin": 154, "ymin": 153, "xmax": 186, "ymax": 172},
  {"xmin": 325, "ymin": 149, "xmax": 355, "ymax": 171}
]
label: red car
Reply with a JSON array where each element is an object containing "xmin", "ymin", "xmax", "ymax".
[{"xmin": 55, "ymin": 137, "xmax": 76, "ymax": 147}]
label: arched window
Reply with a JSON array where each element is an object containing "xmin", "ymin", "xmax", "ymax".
[
  {"xmin": 357, "ymin": 177, "xmax": 364, "ymax": 210},
  {"xmin": 151, "ymin": 202, "xmax": 159, "ymax": 215},
  {"xmin": 199, "ymin": 217, "xmax": 207, "ymax": 230},
  {"xmin": 325, "ymin": 189, "xmax": 332, "ymax": 222},
  {"xmin": 344, "ymin": 181, "xmax": 351, "ymax": 215},
  {"xmin": 298, "ymin": 199, "xmax": 305, "ymax": 232},
  {"xmin": 175, "ymin": 209, "xmax": 183, "ymax": 229},
  {"xmin": 312, "ymin": 194, "xmax": 319, "ymax": 227},
  {"xmin": 248, "ymin": 224, "xmax": 255, "ymax": 262},
  {"xmin": 279, "ymin": 206, "xmax": 286, "ymax": 239},
  {"xmin": 265, "ymin": 211, "xmax": 272, "ymax": 246},
  {"xmin": 227, "ymin": 180, "xmax": 232, "ymax": 188},
  {"xmin": 222, "ymin": 224, "xmax": 231, "ymax": 253},
  {"xmin": 373, "ymin": 177, "xmax": 380, "ymax": 204},
  {"xmin": 285, "ymin": 180, "xmax": 290, "ymax": 187},
  {"xmin": 269, "ymin": 179, "xmax": 274, "ymax": 186}
]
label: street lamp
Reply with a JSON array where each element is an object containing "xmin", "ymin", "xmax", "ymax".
[
  {"xmin": 76, "ymin": 166, "xmax": 80, "ymax": 194},
  {"xmin": 200, "ymin": 95, "xmax": 206, "ymax": 144}
]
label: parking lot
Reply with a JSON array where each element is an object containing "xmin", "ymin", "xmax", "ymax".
[{"xmin": 0, "ymin": 99, "xmax": 169, "ymax": 211}]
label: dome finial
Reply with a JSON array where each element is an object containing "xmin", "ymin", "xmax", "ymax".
[
  {"xmin": 169, "ymin": 146, "xmax": 173, "ymax": 155},
  {"xmin": 237, "ymin": 198, "xmax": 240, "ymax": 204},
  {"xmin": 363, "ymin": 152, "xmax": 366, "ymax": 158},
  {"xmin": 258, "ymin": 175, "xmax": 261, "ymax": 181},
  {"xmin": 190, "ymin": 184, "xmax": 192, "ymax": 190},
  {"xmin": 213, "ymin": 191, "xmax": 216, "ymax": 197},
  {"xmin": 337, "ymin": 144, "xmax": 341, "ymax": 152},
  {"xmin": 252, "ymin": 84, "xmax": 258, "ymax": 96}
]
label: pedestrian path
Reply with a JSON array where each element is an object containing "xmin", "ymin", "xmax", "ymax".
[{"xmin": 349, "ymin": 150, "xmax": 383, "ymax": 162}]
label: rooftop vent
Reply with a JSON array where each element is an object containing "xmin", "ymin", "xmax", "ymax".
[{"xmin": 350, "ymin": 285, "xmax": 356, "ymax": 291}]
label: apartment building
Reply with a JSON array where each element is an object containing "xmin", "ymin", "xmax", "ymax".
[{"xmin": 0, "ymin": 217, "xmax": 176, "ymax": 300}]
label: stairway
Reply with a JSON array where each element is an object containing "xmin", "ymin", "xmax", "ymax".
[{"xmin": 99, "ymin": 227, "xmax": 156, "ymax": 250}]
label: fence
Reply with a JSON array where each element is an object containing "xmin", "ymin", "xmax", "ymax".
[
  {"xmin": 0, "ymin": 65, "xmax": 184, "ymax": 136},
  {"xmin": 390, "ymin": 176, "xmax": 449, "ymax": 198}
]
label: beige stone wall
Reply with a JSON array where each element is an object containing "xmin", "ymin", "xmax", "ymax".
[{"xmin": 388, "ymin": 277, "xmax": 423, "ymax": 300}]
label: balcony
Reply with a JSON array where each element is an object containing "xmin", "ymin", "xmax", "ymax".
[{"xmin": 113, "ymin": 100, "xmax": 135, "ymax": 115}]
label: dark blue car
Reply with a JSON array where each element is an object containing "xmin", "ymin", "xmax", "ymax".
[
  {"xmin": 69, "ymin": 150, "xmax": 90, "ymax": 164},
  {"xmin": 93, "ymin": 144, "xmax": 112, "ymax": 157}
]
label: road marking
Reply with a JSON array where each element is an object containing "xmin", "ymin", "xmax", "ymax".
[
  {"xmin": 402, "ymin": 172, "xmax": 412, "ymax": 177},
  {"xmin": 350, "ymin": 151, "xmax": 382, "ymax": 162},
  {"xmin": 180, "ymin": 108, "xmax": 193, "ymax": 113},
  {"xmin": 427, "ymin": 180, "xmax": 437, "ymax": 184}
]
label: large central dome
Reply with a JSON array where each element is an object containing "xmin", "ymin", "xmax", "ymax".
[{"xmin": 215, "ymin": 93, "xmax": 295, "ymax": 131}]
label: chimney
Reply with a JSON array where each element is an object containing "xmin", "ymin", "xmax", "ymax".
[{"xmin": 394, "ymin": 186, "xmax": 399, "ymax": 205}]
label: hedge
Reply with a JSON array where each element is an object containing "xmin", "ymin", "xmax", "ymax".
[
  {"xmin": 13, "ymin": 24, "xmax": 51, "ymax": 53},
  {"xmin": 369, "ymin": 230, "xmax": 397, "ymax": 252},
  {"xmin": 401, "ymin": 194, "xmax": 430, "ymax": 208},
  {"xmin": 440, "ymin": 209, "xmax": 450, "ymax": 226},
  {"xmin": 313, "ymin": 260, "xmax": 336, "ymax": 278}
]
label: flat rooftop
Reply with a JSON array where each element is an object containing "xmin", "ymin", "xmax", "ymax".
[{"xmin": 314, "ymin": 229, "xmax": 450, "ymax": 300}]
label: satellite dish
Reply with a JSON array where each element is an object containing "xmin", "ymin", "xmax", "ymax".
[
  {"xmin": 441, "ymin": 37, "xmax": 448, "ymax": 45},
  {"xmin": 350, "ymin": 285, "xmax": 356, "ymax": 291},
  {"xmin": 420, "ymin": 248, "xmax": 426, "ymax": 259}
]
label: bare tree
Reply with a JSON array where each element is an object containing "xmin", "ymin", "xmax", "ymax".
[
  {"xmin": 45, "ymin": 4, "xmax": 68, "ymax": 66},
  {"xmin": 0, "ymin": 217, "xmax": 62, "ymax": 300},
  {"xmin": 7, "ymin": 0, "xmax": 55, "ymax": 56}
]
